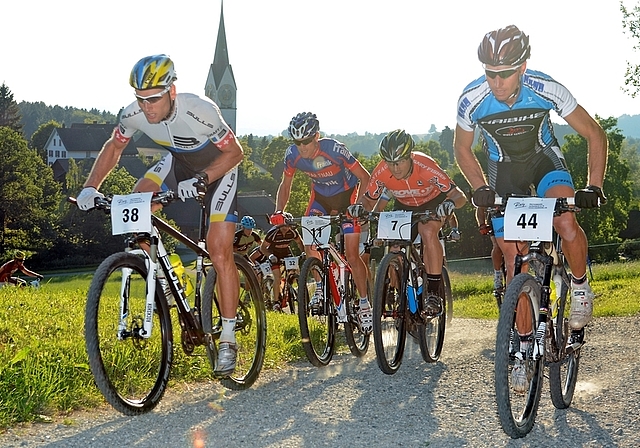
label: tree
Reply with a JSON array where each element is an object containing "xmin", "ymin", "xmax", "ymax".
[
  {"xmin": 621, "ymin": 1, "xmax": 640, "ymax": 97},
  {"xmin": 439, "ymin": 126, "xmax": 454, "ymax": 166},
  {"xmin": 0, "ymin": 83, "xmax": 23, "ymax": 133},
  {"xmin": 562, "ymin": 116, "xmax": 632, "ymax": 260},
  {"xmin": 0, "ymin": 127, "xmax": 61, "ymax": 255},
  {"xmin": 30, "ymin": 120, "xmax": 61, "ymax": 162}
]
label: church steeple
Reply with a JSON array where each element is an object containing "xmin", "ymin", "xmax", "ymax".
[{"xmin": 205, "ymin": 0, "xmax": 237, "ymax": 132}]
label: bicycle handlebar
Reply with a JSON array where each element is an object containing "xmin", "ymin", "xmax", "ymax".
[{"xmin": 67, "ymin": 191, "xmax": 181, "ymax": 212}]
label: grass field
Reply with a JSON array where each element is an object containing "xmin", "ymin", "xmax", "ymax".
[{"xmin": 1, "ymin": 260, "xmax": 638, "ymax": 429}]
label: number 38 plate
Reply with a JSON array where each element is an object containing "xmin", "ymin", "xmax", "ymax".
[
  {"xmin": 110, "ymin": 193, "xmax": 153, "ymax": 235},
  {"xmin": 504, "ymin": 197, "xmax": 556, "ymax": 242}
]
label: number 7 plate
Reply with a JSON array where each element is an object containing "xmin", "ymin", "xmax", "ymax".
[
  {"xmin": 377, "ymin": 211, "xmax": 412, "ymax": 240},
  {"xmin": 504, "ymin": 197, "xmax": 556, "ymax": 242}
]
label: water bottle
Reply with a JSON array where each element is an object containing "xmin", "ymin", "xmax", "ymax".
[{"xmin": 169, "ymin": 253, "xmax": 194, "ymax": 297}]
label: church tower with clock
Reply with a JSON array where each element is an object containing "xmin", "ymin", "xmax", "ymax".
[{"xmin": 205, "ymin": 0, "xmax": 237, "ymax": 132}]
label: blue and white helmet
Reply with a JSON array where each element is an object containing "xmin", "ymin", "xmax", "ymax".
[
  {"xmin": 240, "ymin": 215, "xmax": 256, "ymax": 229},
  {"xmin": 288, "ymin": 112, "xmax": 319, "ymax": 140}
]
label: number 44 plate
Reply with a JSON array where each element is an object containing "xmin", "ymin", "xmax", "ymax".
[{"xmin": 503, "ymin": 197, "xmax": 556, "ymax": 242}]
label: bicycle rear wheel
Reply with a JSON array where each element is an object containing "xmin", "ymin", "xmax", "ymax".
[
  {"xmin": 202, "ymin": 254, "xmax": 266, "ymax": 390},
  {"xmin": 85, "ymin": 252, "xmax": 172, "ymax": 415},
  {"xmin": 297, "ymin": 257, "xmax": 336, "ymax": 367},
  {"xmin": 549, "ymin": 265, "xmax": 580, "ymax": 409},
  {"xmin": 418, "ymin": 266, "xmax": 447, "ymax": 363},
  {"xmin": 343, "ymin": 273, "xmax": 370, "ymax": 357},
  {"xmin": 495, "ymin": 273, "xmax": 544, "ymax": 438},
  {"xmin": 372, "ymin": 252, "xmax": 406, "ymax": 374}
]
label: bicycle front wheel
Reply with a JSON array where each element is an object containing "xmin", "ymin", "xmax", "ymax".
[
  {"xmin": 85, "ymin": 252, "xmax": 173, "ymax": 415},
  {"xmin": 297, "ymin": 257, "xmax": 336, "ymax": 367},
  {"xmin": 548, "ymin": 265, "xmax": 580, "ymax": 409},
  {"xmin": 495, "ymin": 273, "xmax": 544, "ymax": 438},
  {"xmin": 286, "ymin": 273, "xmax": 298, "ymax": 315},
  {"xmin": 372, "ymin": 252, "xmax": 406, "ymax": 374},
  {"xmin": 418, "ymin": 266, "xmax": 447, "ymax": 363},
  {"xmin": 343, "ymin": 272, "xmax": 370, "ymax": 357},
  {"xmin": 442, "ymin": 264, "xmax": 453, "ymax": 324},
  {"xmin": 202, "ymin": 254, "xmax": 266, "ymax": 390}
]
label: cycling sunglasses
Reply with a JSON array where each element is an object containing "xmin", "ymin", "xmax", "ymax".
[
  {"xmin": 135, "ymin": 85, "xmax": 171, "ymax": 105},
  {"xmin": 294, "ymin": 135, "xmax": 315, "ymax": 146},
  {"xmin": 485, "ymin": 66, "xmax": 521, "ymax": 80}
]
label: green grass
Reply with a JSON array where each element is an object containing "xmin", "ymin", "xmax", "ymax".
[{"xmin": 1, "ymin": 260, "xmax": 639, "ymax": 429}]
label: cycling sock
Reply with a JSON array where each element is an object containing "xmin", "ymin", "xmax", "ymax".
[
  {"xmin": 426, "ymin": 273, "xmax": 441, "ymax": 295},
  {"xmin": 571, "ymin": 274, "xmax": 587, "ymax": 286},
  {"xmin": 220, "ymin": 317, "xmax": 237, "ymax": 343},
  {"xmin": 359, "ymin": 297, "xmax": 371, "ymax": 309}
]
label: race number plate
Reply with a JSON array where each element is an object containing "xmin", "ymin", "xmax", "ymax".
[
  {"xmin": 377, "ymin": 211, "xmax": 412, "ymax": 240},
  {"xmin": 110, "ymin": 193, "xmax": 153, "ymax": 235},
  {"xmin": 259, "ymin": 262, "xmax": 272, "ymax": 277},
  {"xmin": 301, "ymin": 216, "xmax": 331, "ymax": 246},
  {"xmin": 504, "ymin": 197, "xmax": 555, "ymax": 242},
  {"xmin": 283, "ymin": 256, "xmax": 299, "ymax": 271}
]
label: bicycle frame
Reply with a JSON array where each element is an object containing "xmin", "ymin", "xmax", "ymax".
[
  {"xmin": 307, "ymin": 219, "xmax": 351, "ymax": 320},
  {"xmin": 116, "ymin": 195, "xmax": 214, "ymax": 353}
]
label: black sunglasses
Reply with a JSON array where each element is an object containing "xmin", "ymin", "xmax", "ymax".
[
  {"xmin": 485, "ymin": 67, "xmax": 520, "ymax": 80},
  {"xmin": 294, "ymin": 135, "xmax": 315, "ymax": 146}
]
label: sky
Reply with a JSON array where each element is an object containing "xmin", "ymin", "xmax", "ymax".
[{"xmin": 4, "ymin": 1, "xmax": 639, "ymax": 137}]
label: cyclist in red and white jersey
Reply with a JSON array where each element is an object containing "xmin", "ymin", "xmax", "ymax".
[
  {"xmin": 275, "ymin": 112, "xmax": 373, "ymax": 333},
  {"xmin": 76, "ymin": 54, "xmax": 243, "ymax": 377},
  {"xmin": 351, "ymin": 129, "xmax": 466, "ymax": 316}
]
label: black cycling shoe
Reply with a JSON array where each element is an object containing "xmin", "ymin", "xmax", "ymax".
[{"xmin": 421, "ymin": 293, "xmax": 442, "ymax": 316}]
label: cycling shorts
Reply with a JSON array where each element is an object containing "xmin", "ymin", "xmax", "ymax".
[{"xmin": 144, "ymin": 152, "xmax": 238, "ymax": 224}]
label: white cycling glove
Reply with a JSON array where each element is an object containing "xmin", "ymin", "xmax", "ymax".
[
  {"xmin": 435, "ymin": 199, "xmax": 456, "ymax": 218},
  {"xmin": 77, "ymin": 187, "xmax": 104, "ymax": 211},
  {"xmin": 177, "ymin": 177, "xmax": 200, "ymax": 201},
  {"xmin": 346, "ymin": 204, "xmax": 366, "ymax": 218}
]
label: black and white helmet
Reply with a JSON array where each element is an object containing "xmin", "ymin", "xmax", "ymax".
[
  {"xmin": 288, "ymin": 112, "xmax": 320, "ymax": 141},
  {"xmin": 477, "ymin": 25, "xmax": 530, "ymax": 67}
]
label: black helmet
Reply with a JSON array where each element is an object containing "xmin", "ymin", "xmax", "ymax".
[
  {"xmin": 478, "ymin": 25, "xmax": 530, "ymax": 67},
  {"xmin": 288, "ymin": 112, "xmax": 320, "ymax": 141},
  {"xmin": 379, "ymin": 129, "xmax": 415, "ymax": 163}
]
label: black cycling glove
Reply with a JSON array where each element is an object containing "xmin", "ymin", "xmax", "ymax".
[
  {"xmin": 472, "ymin": 186, "xmax": 497, "ymax": 208},
  {"xmin": 575, "ymin": 186, "xmax": 607, "ymax": 208}
]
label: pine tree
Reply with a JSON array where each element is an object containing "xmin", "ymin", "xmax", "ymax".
[{"xmin": 0, "ymin": 83, "xmax": 23, "ymax": 133}]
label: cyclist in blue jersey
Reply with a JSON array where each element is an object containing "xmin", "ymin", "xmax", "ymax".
[
  {"xmin": 454, "ymin": 25, "xmax": 608, "ymax": 393},
  {"xmin": 275, "ymin": 112, "xmax": 373, "ymax": 333},
  {"xmin": 76, "ymin": 54, "xmax": 244, "ymax": 377}
]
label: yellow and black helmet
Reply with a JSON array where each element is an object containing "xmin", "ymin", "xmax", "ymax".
[
  {"xmin": 379, "ymin": 129, "xmax": 415, "ymax": 163},
  {"xmin": 129, "ymin": 54, "xmax": 177, "ymax": 90},
  {"xmin": 14, "ymin": 250, "xmax": 25, "ymax": 261}
]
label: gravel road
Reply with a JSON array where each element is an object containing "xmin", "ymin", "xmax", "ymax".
[{"xmin": 1, "ymin": 316, "xmax": 639, "ymax": 448}]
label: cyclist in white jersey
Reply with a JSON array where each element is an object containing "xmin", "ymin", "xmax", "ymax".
[
  {"xmin": 76, "ymin": 54, "xmax": 244, "ymax": 376},
  {"xmin": 454, "ymin": 26, "xmax": 608, "ymax": 392}
]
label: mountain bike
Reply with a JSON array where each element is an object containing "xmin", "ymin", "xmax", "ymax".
[
  {"xmin": 271, "ymin": 255, "xmax": 300, "ymax": 313},
  {"xmin": 492, "ymin": 195, "xmax": 591, "ymax": 438},
  {"xmin": 297, "ymin": 215, "xmax": 370, "ymax": 366},
  {"xmin": 371, "ymin": 210, "xmax": 449, "ymax": 374},
  {"xmin": 70, "ymin": 190, "xmax": 266, "ymax": 415}
]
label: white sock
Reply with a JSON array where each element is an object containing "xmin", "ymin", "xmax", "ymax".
[
  {"xmin": 221, "ymin": 317, "xmax": 237, "ymax": 343},
  {"xmin": 359, "ymin": 297, "xmax": 371, "ymax": 309}
]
